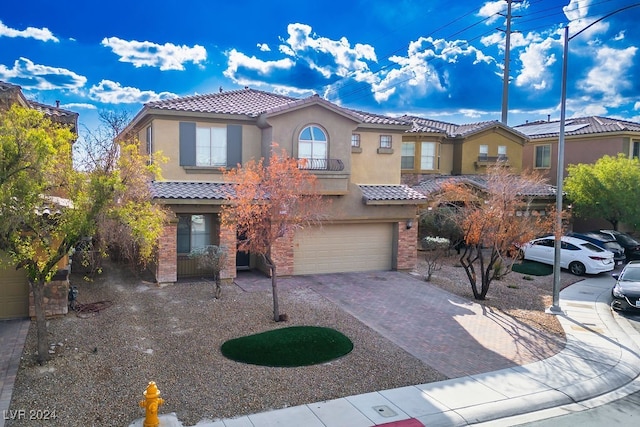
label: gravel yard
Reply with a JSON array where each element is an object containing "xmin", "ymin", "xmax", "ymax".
[{"xmin": 8, "ymin": 263, "xmax": 446, "ymax": 427}]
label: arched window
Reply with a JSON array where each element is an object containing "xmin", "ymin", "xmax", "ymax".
[{"xmin": 298, "ymin": 125, "xmax": 327, "ymax": 162}]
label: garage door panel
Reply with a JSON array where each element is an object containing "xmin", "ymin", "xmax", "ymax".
[
  {"xmin": 293, "ymin": 223, "xmax": 394, "ymax": 275},
  {"xmin": 0, "ymin": 268, "xmax": 30, "ymax": 320}
]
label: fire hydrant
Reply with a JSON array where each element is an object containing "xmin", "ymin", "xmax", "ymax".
[{"xmin": 139, "ymin": 381, "xmax": 164, "ymax": 427}]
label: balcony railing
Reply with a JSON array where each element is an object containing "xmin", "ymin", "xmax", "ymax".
[
  {"xmin": 297, "ymin": 158, "xmax": 345, "ymax": 171},
  {"xmin": 476, "ymin": 155, "xmax": 508, "ymax": 163}
]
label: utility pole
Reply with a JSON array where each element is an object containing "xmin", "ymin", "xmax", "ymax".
[{"xmin": 500, "ymin": 0, "xmax": 520, "ymax": 124}]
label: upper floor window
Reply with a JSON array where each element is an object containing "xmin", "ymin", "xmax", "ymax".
[
  {"xmin": 401, "ymin": 142, "xmax": 415, "ymax": 169},
  {"xmin": 351, "ymin": 133, "xmax": 361, "ymax": 148},
  {"xmin": 498, "ymin": 145, "xmax": 507, "ymax": 160},
  {"xmin": 479, "ymin": 145, "xmax": 489, "ymax": 160},
  {"xmin": 633, "ymin": 140, "xmax": 639, "ymax": 159},
  {"xmin": 196, "ymin": 126, "xmax": 227, "ymax": 166},
  {"xmin": 421, "ymin": 142, "xmax": 436, "ymax": 170},
  {"xmin": 179, "ymin": 122, "xmax": 242, "ymax": 169},
  {"xmin": 380, "ymin": 135, "xmax": 392, "ymax": 149},
  {"xmin": 535, "ymin": 144, "xmax": 551, "ymax": 168},
  {"xmin": 299, "ymin": 125, "xmax": 327, "ymax": 160}
]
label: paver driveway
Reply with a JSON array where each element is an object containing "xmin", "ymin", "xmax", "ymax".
[{"xmin": 235, "ymin": 270, "xmax": 565, "ymax": 378}]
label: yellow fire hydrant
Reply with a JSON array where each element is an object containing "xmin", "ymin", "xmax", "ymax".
[{"xmin": 139, "ymin": 381, "xmax": 164, "ymax": 427}]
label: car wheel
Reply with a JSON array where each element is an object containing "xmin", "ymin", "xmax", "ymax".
[{"xmin": 569, "ymin": 261, "xmax": 586, "ymax": 276}]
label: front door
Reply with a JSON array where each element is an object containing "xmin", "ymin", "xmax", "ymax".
[{"xmin": 236, "ymin": 232, "xmax": 250, "ymax": 270}]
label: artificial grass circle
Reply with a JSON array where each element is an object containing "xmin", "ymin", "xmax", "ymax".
[
  {"xmin": 511, "ymin": 260, "xmax": 554, "ymax": 276},
  {"xmin": 220, "ymin": 326, "xmax": 354, "ymax": 367}
]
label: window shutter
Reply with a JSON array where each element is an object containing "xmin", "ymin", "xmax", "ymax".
[
  {"xmin": 179, "ymin": 122, "xmax": 196, "ymax": 166},
  {"xmin": 227, "ymin": 124, "xmax": 242, "ymax": 167}
]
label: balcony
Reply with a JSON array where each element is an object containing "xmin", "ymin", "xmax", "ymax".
[
  {"xmin": 297, "ymin": 158, "xmax": 345, "ymax": 171},
  {"xmin": 475, "ymin": 155, "xmax": 509, "ymax": 168},
  {"xmin": 296, "ymin": 157, "xmax": 348, "ymax": 194}
]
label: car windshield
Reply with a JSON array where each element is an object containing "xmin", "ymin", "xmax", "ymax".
[{"xmin": 620, "ymin": 268, "xmax": 640, "ymax": 281}]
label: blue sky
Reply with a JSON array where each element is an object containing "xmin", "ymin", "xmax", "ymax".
[{"xmin": 1, "ymin": 0, "xmax": 639, "ymax": 136}]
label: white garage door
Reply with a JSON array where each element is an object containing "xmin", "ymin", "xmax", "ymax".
[
  {"xmin": 293, "ymin": 223, "xmax": 394, "ymax": 275},
  {"xmin": 0, "ymin": 256, "xmax": 30, "ymax": 319}
]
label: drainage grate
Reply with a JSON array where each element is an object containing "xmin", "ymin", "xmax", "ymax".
[{"xmin": 372, "ymin": 405, "xmax": 397, "ymax": 417}]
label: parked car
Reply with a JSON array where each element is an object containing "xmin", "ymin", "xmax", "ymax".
[
  {"xmin": 597, "ymin": 230, "xmax": 640, "ymax": 261},
  {"xmin": 521, "ymin": 235, "xmax": 615, "ymax": 276},
  {"xmin": 567, "ymin": 232, "xmax": 626, "ymax": 265},
  {"xmin": 611, "ymin": 260, "xmax": 640, "ymax": 312}
]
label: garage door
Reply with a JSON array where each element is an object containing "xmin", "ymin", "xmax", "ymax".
[
  {"xmin": 293, "ymin": 223, "xmax": 394, "ymax": 275},
  {"xmin": 0, "ymin": 254, "xmax": 30, "ymax": 320}
]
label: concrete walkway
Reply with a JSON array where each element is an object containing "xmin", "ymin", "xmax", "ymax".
[
  {"xmin": 0, "ymin": 319, "xmax": 30, "ymax": 427},
  {"xmin": 131, "ymin": 273, "xmax": 640, "ymax": 426}
]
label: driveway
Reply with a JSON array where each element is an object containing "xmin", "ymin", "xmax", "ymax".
[{"xmin": 235, "ymin": 269, "xmax": 566, "ymax": 378}]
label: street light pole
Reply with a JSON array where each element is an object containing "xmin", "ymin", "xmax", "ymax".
[
  {"xmin": 548, "ymin": 3, "xmax": 640, "ymax": 315},
  {"xmin": 549, "ymin": 26, "xmax": 569, "ymax": 314}
]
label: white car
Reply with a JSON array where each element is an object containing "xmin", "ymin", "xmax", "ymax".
[{"xmin": 522, "ymin": 235, "xmax": 615, "ymax": 276}]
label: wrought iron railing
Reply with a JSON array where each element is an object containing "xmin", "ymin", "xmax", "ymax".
[
  {"xmin": 297, "ymin": 158, "xmax": 345, "ymax": 171},
  {"xmin": 477, "ymin": 155, "xmax": 508, "ymax": 163}
]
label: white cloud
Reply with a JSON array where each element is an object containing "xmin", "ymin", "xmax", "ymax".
[
  {"xmin": 101, "ymin": 37, "xmax": 207, "ymax": 71},
  {"xmin": 89, "ymin": 80, "xmax": 177, "ymax": 104},
  {"xmin": 477, "ymin": 1, "xmax": 506, "ymax": 25},
  {"xmin": 223, "ymin": 48, "xmax": 295, "ymax": 84},
  {"xmin": 282, "ymin": 23, "xmax": 377, "ymax": 78},
  {"xmin": 579, "ymin": 46, "xmax": 637, "ymax": 101},
  {"xmin": 257, "ymin": 43, "xmax": 271, "ymax": 52},
  {"xmin": 62, "ymin": 103, "xmax": 97, "ymax": 110},
  {"xmin": 0, "ymin": 20, "xmax": 58, "ymax": 42},
  {"xmin": 514, "ymin": 37, "xmax": 558, "ymax": 90},
  {"xmin": 372, "ymin": 36, "xmax": 493, "ymax": 103},
  {"xmin": 635, "ymin": 101, "xmax": 640, "ymax": 110},
  {"xmin": 0, "ymin": 57, "xmax": 86, "ymax": 90}
]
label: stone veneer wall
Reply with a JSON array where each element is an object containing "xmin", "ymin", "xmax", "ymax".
[
  {"xmin": 29, "ymin": 270, "xmax": 69, "ymax": 318},
  {"xmin": 396, "ymin": 220, "xmax": 418, "ymax": 271},
  {"xmin": 269, "ymin": 228, "xmax": 294, "ymax": 276},
  {"xmin": 156, "ymin": 220, "xmax": 178, "ymax": 284},
  {"xmin": 218, "ymin": 222, "xmax": 237, "ymax": 281}
]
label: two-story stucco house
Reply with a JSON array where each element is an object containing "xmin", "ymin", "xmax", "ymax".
[
  {"xmin": 398, "ymin": 116, "xmax": 529, "ymax": 185},
  {"xmin": 121, "ymin": 88, "xmax": 426, "ymax": 284},
  {"xmin": 515, "ymin": 116, "xmax": 640, "ymax": 185}
]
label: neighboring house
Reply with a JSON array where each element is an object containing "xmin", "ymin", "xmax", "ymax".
[
  {"xmin": 515, "ymin": 116, "xmax": 640, "ymax": 233},
  {"xmin": 121, "ymin": 88, "xmax": 426, "ymax": 284},
  {"xmin": 399, "ymin": 116, "xmax": 529, "ymax": 184},
  {"xmin": 515, "ymin": 116, "xmax": 640, "ymax": 186},
  {"xmin": 0, "ymin": 81, "xmax": 78, "ymax": 320}
]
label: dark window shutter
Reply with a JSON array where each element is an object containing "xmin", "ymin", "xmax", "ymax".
[
  {"xmin": 179, "ymin": 122, "xmax": 196, "ymax": 166},
  {"xmin": 227, "ymin": 124, "xmax": 242, "ymax": 167}
]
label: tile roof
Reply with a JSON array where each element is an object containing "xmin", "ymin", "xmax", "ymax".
[
  {"xmin": 412, "ymin": 175, "xmax": 556, "ymax": 198},
  {"xmin": 150, "ymin": 181, "xmax": 233, "ymax": 200},
  {"xmin": 514, "ymin": 116, "xmax": 640, "ymax": 139},
  {"xmin": 146, "ymin": 88, "xmax": 296, "ymax": 117},
  {"xmin": 359, "ymin": 185, "xmax": 427, "ymax": 203},
  {"xmin": 27, "ymin": 100, "xmax": 78, "ymax": 119},
  {"xmin": 144, "ymin": 88, "xmax": 408, "ymax": 126},
  {"xmin": 399, "ymin": 115, "xmax": 526, "ymax": 138}
]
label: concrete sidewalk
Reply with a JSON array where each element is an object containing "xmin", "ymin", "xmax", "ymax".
[{"xmin": 132, "ymin": 275, "xmax": 640, "ymax": 427}]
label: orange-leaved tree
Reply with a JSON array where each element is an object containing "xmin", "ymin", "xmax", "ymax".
[
  {"xmin": 433, "ymin": 166, "xmax": 556, "ymax": 300},
  {"xmin": 221, "ymin": 145, "xmax": 326, "ymax": 321}
]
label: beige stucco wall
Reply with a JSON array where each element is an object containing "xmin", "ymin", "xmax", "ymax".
[
  {"xmin": 146, "ymin": 118, "xmax": 262, "ymax": 182},
  {"xmin": 458, "ymin": 129, "xmax": 524, "ymax": 174},
  {"xmin": 351, "ymin": 130, "xmax": 403, "ymax": 184}
]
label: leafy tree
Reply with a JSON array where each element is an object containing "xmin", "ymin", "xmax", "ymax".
[
  {"xmin": 564, "ymin": 154, "xmax": 640, "ymax": 231},
  {"xmin": 0, "ymin": 105, "xmax": 166, "ymax": 364},
  {"xmin": 221, "ymin": 145, "xmax": 325, "ymax": 321},
  {"xmin": 432, "ymin": 166, "xmax": 555, "ymax": 300}
]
